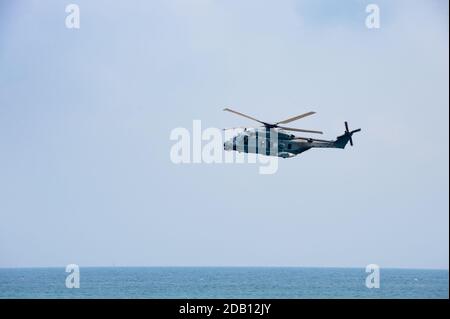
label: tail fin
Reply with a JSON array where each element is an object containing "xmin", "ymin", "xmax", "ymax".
[{"xmin": 334, "ymin": 122, "xmax": 361, "ymax": 149}]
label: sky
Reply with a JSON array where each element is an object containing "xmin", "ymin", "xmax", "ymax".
[{"xmin": 0, "ymin": 0, "xmax": 448, "ymax": 269}]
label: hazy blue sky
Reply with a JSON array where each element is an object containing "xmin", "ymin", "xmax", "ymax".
[{"xmin": 0, "ymin": 0, "xmax": 448, "ymax": 269}]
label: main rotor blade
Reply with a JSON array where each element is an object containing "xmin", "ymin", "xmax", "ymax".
[
  {"xmin": 275, "ymin": 111, "xmax": 316, "ymax": 125},
  {"xmin": 222, "ymin": 127, "xmax": 248, "ymax": 131},
  {"xmin": 277, "ymin": 125, "xmax": 323, "ymax": 134},
  {"xmin": 223, "ymin": 108, "xmax": 266, "ymax": 125},
  {"xmin": 293, "ymin": 136, "xmax": 333, "ymax": 143}
]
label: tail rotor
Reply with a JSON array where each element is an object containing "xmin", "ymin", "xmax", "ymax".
[{"xmin": 345, "ymin": 121, "xmax": 361, "ymax": 146}]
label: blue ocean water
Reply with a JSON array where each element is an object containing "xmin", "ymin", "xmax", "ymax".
[{"xmin": 0, "ymin": 267, "xmax": 448, "ymax": 299}]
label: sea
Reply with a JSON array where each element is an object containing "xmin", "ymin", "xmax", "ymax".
[{"xmin": 0, "ymin": 267, "xmax": 448, "ymax": 299}]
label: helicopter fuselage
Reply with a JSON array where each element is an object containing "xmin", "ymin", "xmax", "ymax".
[{"xmin": 223, "ymin": 127, "xmax": 338, "ymax": 158}]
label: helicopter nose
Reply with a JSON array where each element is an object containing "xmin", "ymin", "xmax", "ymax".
[{"xmin": 223, "ymin": 141, "xmax": 232, "ymax": 150}]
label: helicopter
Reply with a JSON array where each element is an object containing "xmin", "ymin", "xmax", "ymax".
[{"xmin": 222, "ymin": 108, "xmax": 361, "ymax": 158}]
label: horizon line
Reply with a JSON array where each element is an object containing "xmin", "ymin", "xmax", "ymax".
[{"xmin": 0, "ymin": 265, "xmax": 448, "ymax": 271}]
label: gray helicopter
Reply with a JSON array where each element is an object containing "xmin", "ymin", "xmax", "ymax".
[{"xmin": 222, "ymin": 108, "xmax": 361, "ymax": 158}]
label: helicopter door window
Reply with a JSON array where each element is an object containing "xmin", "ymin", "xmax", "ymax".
[{"xmin": 288, "ymin": 143, "xmax": 292, "ymax": 150}]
